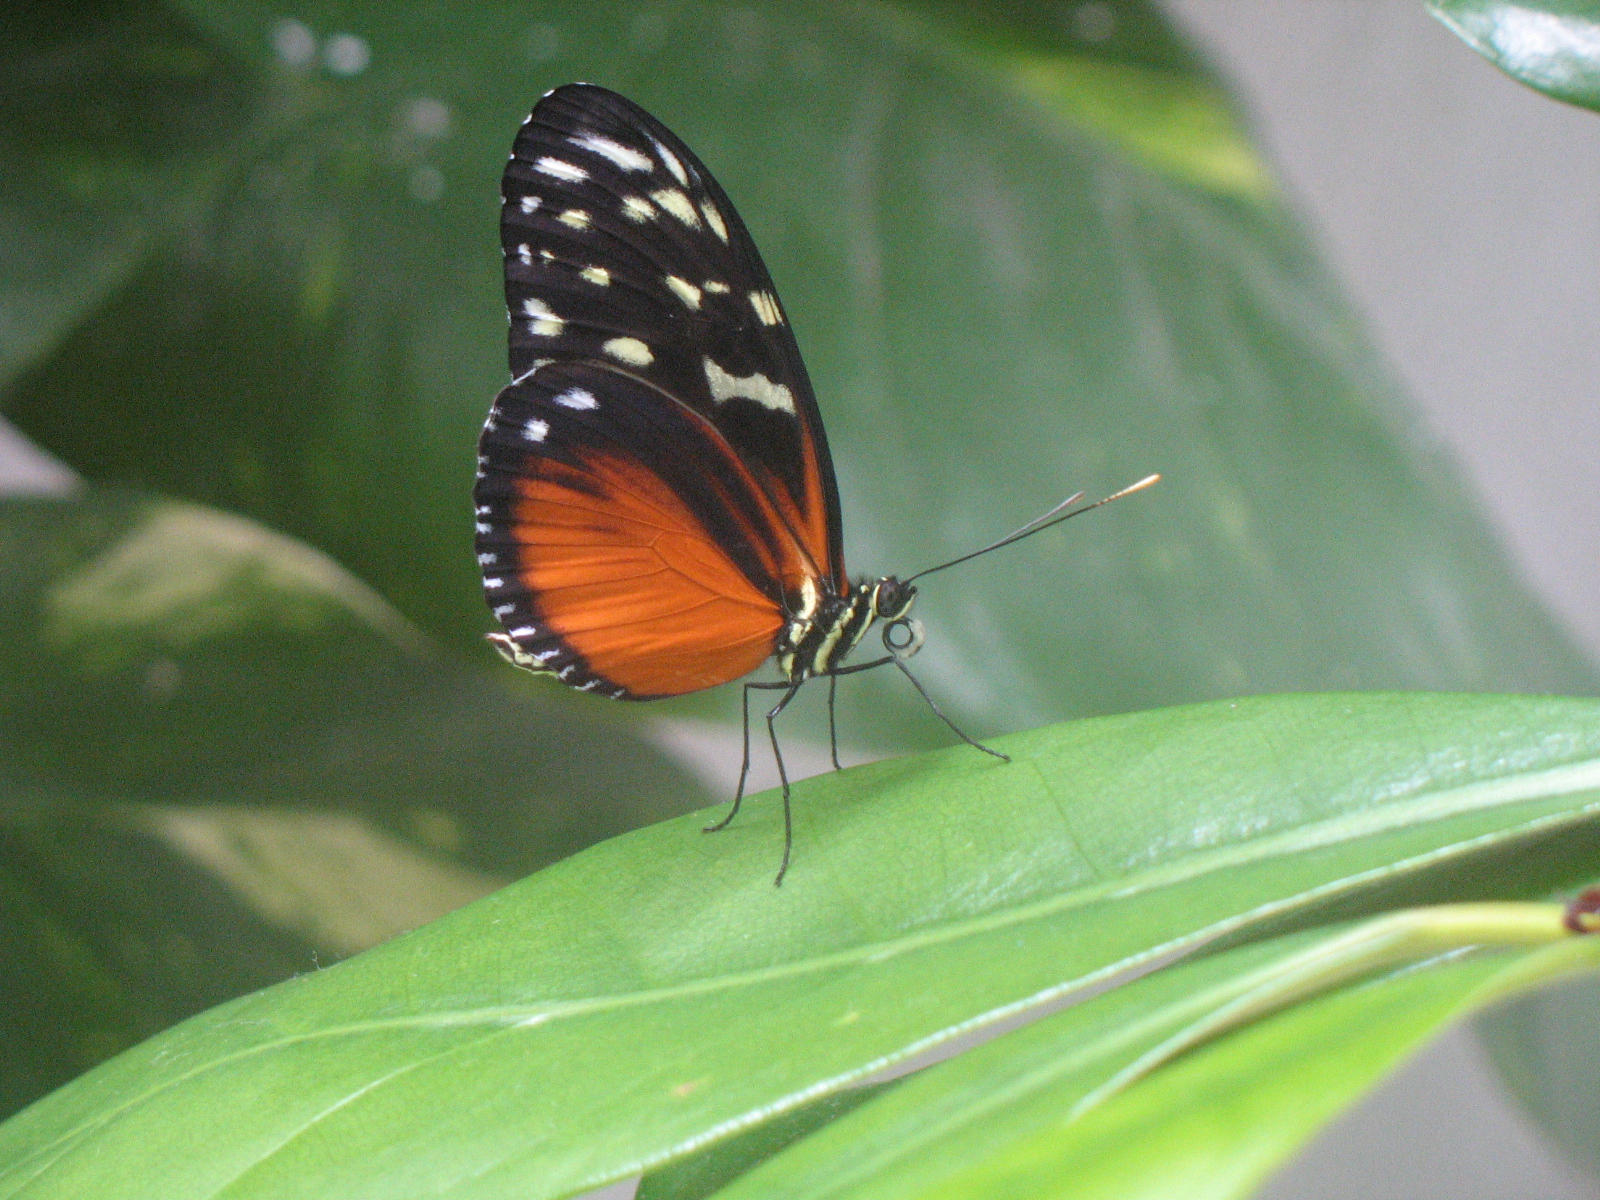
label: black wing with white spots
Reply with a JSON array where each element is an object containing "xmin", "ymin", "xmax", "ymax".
[{"xmin": 495, "ymin": 83, "xmax": 845, "ymax": 585}]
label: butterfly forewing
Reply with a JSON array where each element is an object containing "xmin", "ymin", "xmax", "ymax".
[
  {"xmin": 475, "ymin": 84, "xmax": 846, "ymax": 698},
  {"xmin": 500, "ymin": 84, "xmax": 842, "ymax": 582}
]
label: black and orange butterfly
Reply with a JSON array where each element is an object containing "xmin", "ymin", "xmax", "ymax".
[{"xmin": 474, "ymin": 84, "xmax": 1156, "ymax": 882}]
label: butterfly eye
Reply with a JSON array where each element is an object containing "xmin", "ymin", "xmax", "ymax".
[
  {"xmin": 872, "ymin": 578, "xmax": 916, "ymax": 621},
  {"xmin": 882, "ymin": 617, "xmax": 925, "ymax": 659}
]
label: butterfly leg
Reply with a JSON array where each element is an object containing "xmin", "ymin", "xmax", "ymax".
[
  {"xmin": 704, "ymin": 679, "xmax": 793, "ymax": 835},
  {"xmin": 892, "ymin": 658, "xmax": 1010, "ymax": 763},
  {"xmin": 765, "ymin": 681, "xmax": 805, "ymax": 886},
  {"xmin": 827, "ymin": 674, "xmax": 842, "ymax": 771}
]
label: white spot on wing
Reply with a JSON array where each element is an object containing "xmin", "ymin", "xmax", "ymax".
[
  {"xmin": 749, "ymin": 290, "xmax": 783, "ymax": 325},
  {"xmin": 557, "ymin": 208, "xmax": 590, "ymax": 229},
  {"xmin": 492, "ymin": 603, "xmax": 515, "ymax": 617},
  {"xmin": 478, "ymin": 552, "xmax": 498, "ymax": 565},
  {"xmin": 571, "ymin": 133, "xmax": 652, "ymax": 172},
  {"xmin": 622, "ymin": 195, "xmax": 657, "ymax": 223},
  {"xmin": 524, "ymin": 417, "xmax": 549, "ymax": 441},
  {"xmin": 700, "ymin": 200, "xmax": 729, "ymax": 242},
  {"xmin": 510, "ymin": 625, "xmax": 538, "ymax": 638},
  {"xmin": 652, "ymin": 140, "xmax": 689, "ymax": 186},
  {"xmin": 536, "ymin": 157, "xmax": 588, "ymax": 182},
  {"xmin": 664, "ymin": 275, "xmax": 702, "ymax": 310},
  {"xmin": 703, "ymin": 356, "xmax": 795, "ymax": 414},
  {"xmin": 603, "ymin": 337, "xmax": 654, "ymax": 367},
  {"xmin": 519, "ymin": 195, "xmax": 541, "ymax": 214},
  {"xmin": 704, "ymin": 280, "xmax": 730, "ymax": 294},
  {"xmin": 579, "ymin": 265, "xmax": 610, "ymax": 286},
  {"xmin": 555, "ymin": 387, "xmax": 598, "ymax": 410},
  {"xmin": 650, "ymin": 188, "xmax": 701, "ymax": 228},
  {"xmin": 516, "ymin": 243, "xmax": 532, "ymax": 264},
  {"xmin": 510, "ymin": 359, "xmax": 553, "ymax": 385},
  {"xmin": 484, "ymin": 577, "xmax": 505, "ymax": 589},
  {"xmin": 522, "ymin": 297, "xmax": 564, "ymax": 337}
]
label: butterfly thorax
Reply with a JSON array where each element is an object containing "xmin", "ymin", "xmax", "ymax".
[{"xmin": 775, "ymin": 576, "xmax": 918, "ymax": 683}]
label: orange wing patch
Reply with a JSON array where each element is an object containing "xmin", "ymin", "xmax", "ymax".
[{"xmin": 510, "ymin": 451, "xmax": 783, "ymax": 697}]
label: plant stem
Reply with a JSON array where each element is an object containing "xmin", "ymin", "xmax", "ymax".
[{"xmin": 1072, "ymin": 902, "xmax": 1576, "ymax": 1116}]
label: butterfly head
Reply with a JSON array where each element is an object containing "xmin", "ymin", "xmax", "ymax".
[
  {"xmin": 870, "ymin": 576, "xmax": 916, "ymax": 623},
  {"xmin": 870, "ymin": 577, "xmax": 924, "ymax": 660}
]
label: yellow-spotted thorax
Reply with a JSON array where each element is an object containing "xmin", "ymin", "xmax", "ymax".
[{"xmin": 774, "ymin": 575, "xmax": 922, "ymax": 683}]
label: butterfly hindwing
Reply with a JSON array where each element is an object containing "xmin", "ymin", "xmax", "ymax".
[
  {"xmin": 497, "ymin": 83, "xmax": 845, "ymax": 587},
  {"xmin": 476, "ymin": 360, "xmax": 794, "ymax": 698}
]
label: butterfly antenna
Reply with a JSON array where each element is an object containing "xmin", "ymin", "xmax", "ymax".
[{"xmin": 905, "ymin": 474, "xmax": 1160, "ymax": 584}]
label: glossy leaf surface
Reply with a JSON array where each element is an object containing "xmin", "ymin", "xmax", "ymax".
[
  {"xmin": 1429, "ymin": 0, "xmax": 1600, "ymax": 111},
  {"xmin": 3, "ymin": 692, "xmax": 1600, "ymax": 1198},
  {"xmin": 0, "ymin": 490, "xmax": 704, "ymax": 1116},
  {"xmin": 4, "ymin": 0, "xmax": 1591, "ymax": 757}
]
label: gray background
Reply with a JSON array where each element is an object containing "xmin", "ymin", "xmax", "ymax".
[{"xmin": 3, "ymin": 1, "xmax": 1597, "ymax": 1195}]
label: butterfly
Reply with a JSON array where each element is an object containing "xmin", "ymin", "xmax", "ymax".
[{"xmin": 474, "ymin": 84, "xmax": 1157, "ymax": 883}]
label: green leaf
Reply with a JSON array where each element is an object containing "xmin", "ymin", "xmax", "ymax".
[
  {"xmin": 4, "ymin": 692, "xmax": 1600, "ymax": 1198},
  {"xmin": 6, "ymin": 0, "xmax": 1590, "ymax": 755},
  {"xmin": 635, "ymin": 1085, "xmax": 894, "ymax": 1200},
  {"xmin": 691, "ymin": 913, "xmax": 1600, "ymax": 1200},
  {"xmin": 1428, "ymin": 0, "xmax": 1600, "ymax": 112},
  {"xmin": 0, "ymin": 489, "xmax": 705, "ymax": 1117},
  {"xmin": 999, "ymin": 937, "xmax": 1600, "ymax": 1200}
]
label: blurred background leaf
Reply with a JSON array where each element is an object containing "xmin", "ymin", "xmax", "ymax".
[
  {"xmin": 1428, "ymin": 0, "xmax": 1600, "ymax": 113},
  {"xmin": 0, "ymin": 3, "xmax": 254, "ymax": 392},
  {"xmin": 0, "ymin": 488, "xmax": 705, "ymax": 1117},
  {"xmin": 1478, "ymin": 971, "xmax": 1600, "ymax": 1184}
]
